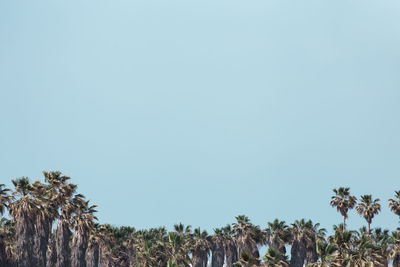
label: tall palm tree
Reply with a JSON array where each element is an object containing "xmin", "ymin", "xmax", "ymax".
[
  {"xmin": 223, "ymin": 225, "xmax": 238, "ymax": 267},
  {"xmin": 211, "ymin": 228, "xmax": 225, "ymax": 267},
  {"xmin": 356, "ymin": 195, "xmax": 381, "ymax": 235},
  {"xmin": 170, "ymin": 223, "xmax": 192, "ymax": 266},
  {"xmin": 389, "ymin": 191, "xmax": 400, "ymax": 217},
  {"xmin": 191, "ymin": 228, "xmax": 211, "ymax": 267},
  {"xmin": 31, "ymin": 179, "xmax": 58, "ymax": 267},
  {"xmin": 233, "ymin": 215, "xmax": 264, "ymax": 260},
  {"xmin": 289, "ymin": 219, "xmax": 316, "ymax": 267},
  {"xmin": 9, "ymin": 177, "xmax": 41, "ymax": 267},
  {"xmin": 304, "ymin": 221, "xmax": 326, "ymax": 266},
  {"xmin": 86, "ymin": 224, "xmax": 101, "ymax": 267},
  {"xmin": 166, "ymin": 232, "xmax": 188, "ymax": 266},
  {"xmin": 46, "ymin": 232, "xmax": 57, "ymax": 267},
  {"xmin": 71, "ymin": 197, "xmax": 97, "ymax": 267},
  {"xmin": 48, "ymin": 174, "xmax": 79, "ymax": 267},
  {"xmin": 330, "ymin": 187, "xmax": 357, "ymax": 232},
  {"xmin": 265, "ymin": 219, "xmax": 290, "ymax": 255},
  {"xmin": 0, "ymin": 185, "xmax": 11, "ymax": 267}
]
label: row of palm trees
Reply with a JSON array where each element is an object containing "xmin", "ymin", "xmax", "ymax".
[{"xmin": 0, "ymin": 172, "xmax": 400, "ymax": 266}]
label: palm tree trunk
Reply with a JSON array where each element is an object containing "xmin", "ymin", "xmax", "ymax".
[
  {"xmin": 367, "ymin": 222, "xmax": 371, "ymax": 235},
  {"xmin": 0, "ymin": 235, "xmax": 7, "ymax": 267},
  {"xmin": 15, "ymin": 213, "xmax": 35, "ymax": 267},
  {"xmin": 343, "ymin": 216, "xmax": 346, "ymax": 232},
  {"xmin": 225, "ymin": 241, "xmax": 238, "ymax": 267},
  {"xmin": 85, "ymin": 242, "xmax": 99, "ymax": 267},
  {"xmin": 55, "ymin": 218, "xmax": 72, "ymax": 267},
  {"xmin": 192, "ymin": 250, "xmax": 207, "ymax": 267},
  {"xmin": 33, "ymin": 215, "xmax": 52, "ymax": 267},
  {"xmin": 99, "ymin": 245, "xmax": 112, "ymax": 267},
  {"xmin": 289, "ymin": 240, "xmax": 306, "ymax": 267},
  {"xmin": 211, "ymin": 240, "xmax": 225, "ymax": 267},
  {"xmin": 71, "ymin": 230, "xmax": 88, "ymax": 267},
  {"xmin": 394, "ymin": 253, "xmax": 400, "ymax": 267},
  {"xmin": 46, "ymin": 234, "xmax": 57, "ymax": 267},
  {"xmin": 304, "ymin": 241, "xmax": 318, "ymax": 266}
]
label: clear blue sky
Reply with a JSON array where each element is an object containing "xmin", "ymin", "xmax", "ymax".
[{"xmin": 1, "ymin": 0, "xmax": 399, "ymax": 233}]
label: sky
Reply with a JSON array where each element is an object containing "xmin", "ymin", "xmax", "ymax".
[{"xmin": 0, "ymin": 0, "xmax": 400, "ymax": 234}]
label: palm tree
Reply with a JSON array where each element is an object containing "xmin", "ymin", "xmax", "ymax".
[
  {"xmin": 31, "ymin": 179, "xmax": 58, "ymax": 267},
  {"xmin": 330, "ymin": 187, "xmax": 357, "ymax": 232},
  {"xmin": 265, "ymin": 219, "xmax": 290, "ymax": 255},
  {"xmin": 191, "ymin": 228, "xmax": 211, "ymax": 267},
  {"xmin": 223, "ymin": 225, "xmax": 238, "ymax": 267},
  {"xmin": 170, "ymin": 223, "xmax": 191, "ymax": 266},
  {"xmin": 289, "ymin": 219, "xmax": 317, "ymax": 267},
  {"xmin": 389, "ymin": 191, "xmax": 400, "ymax": 217},
  {"xmin": 46, "ymin": 232, "xmax": 57, "ymax": 267},
  {"xmin": 9, "ymin": 177, "xmax": 42, "ymax": 267},
  {"xmin": 49, "ymin": 174, "xmax": 79, "ymax": 267},
  {"xmin": 356, "ymin": 195, "xmax": 381, "ymax": 235},
  {"xmin": 0, "ymin": 184, "xmax": 11, "ymax": 266},
  {"xmin": 166, "ymin": 232, "xmax": 186, "ymax": 266},
  {"xmin": 71, "ymin": 197, "xmax": 98, "ymax": 267},
  {"xmin": 86, "ymin": 224, "xmax": 101, "ymax": 267},
  {"xmin": 211, "ymin": 228, "xmax": 225, "ymax": 267},
  {"xmin": 263, "ymin": 247, "xmax": 289, "ymax": 267},
  {"xmin": 304, "ymin": 221, "xmax": 326, "ymax": 266},
  {"xmin": 233, "ymin": 215, "xmax": 264, "ymax": 260}
]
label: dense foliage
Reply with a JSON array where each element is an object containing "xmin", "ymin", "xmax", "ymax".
[{"xmin": 1, "ymin": 172, "xmax": 400, "ymax": 267}]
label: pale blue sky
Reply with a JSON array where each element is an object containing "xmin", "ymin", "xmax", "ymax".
[{"xmin": 1, "ymin": 0, "xmax": 400, "ymax": 233}]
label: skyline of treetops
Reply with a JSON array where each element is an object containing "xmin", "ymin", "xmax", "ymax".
[{"xmin": 1, "ymin": 171, "xmax": 400, "ymax": 266}]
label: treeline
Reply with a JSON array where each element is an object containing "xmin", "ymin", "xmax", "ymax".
[{"xmin": 0, "ymin": 171, "xmax": 400, "ymax": 267}]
